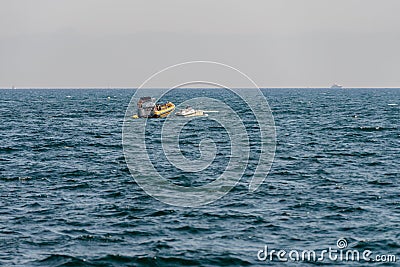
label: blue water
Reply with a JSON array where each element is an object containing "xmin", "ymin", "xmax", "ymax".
[{"xmin": 0, "ymin": 88, "xmax": 399, "ymax": 266}]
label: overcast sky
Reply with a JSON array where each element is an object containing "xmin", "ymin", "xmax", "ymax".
[{"xmin": 1, "ymin": 0, "xmax": 399, "ymax": 88}]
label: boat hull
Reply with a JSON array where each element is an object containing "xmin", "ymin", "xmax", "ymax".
[
  {"xmin": 176, "ymin": 108, "xmax": 196, "ymax": 116},
  {"xmin": 138, "ymin": 107, "xmax": 153, "ymax": 118},
  {"xmin": 151, "ymin": 102, "xmax": 175, "ymax": 118}
]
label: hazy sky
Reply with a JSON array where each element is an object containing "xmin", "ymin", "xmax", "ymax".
[{"xmin": 1, "ymin": 0, "xmax": 399, "ymax": 88}]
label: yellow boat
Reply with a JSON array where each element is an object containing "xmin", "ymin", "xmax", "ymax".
[{"xmin": 152, "ymin": 101, "xmax": 175, "ymax": 118}]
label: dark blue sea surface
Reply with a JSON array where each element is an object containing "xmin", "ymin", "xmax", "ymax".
[{"xmin": 0, "ymin": 88, "xmax": 399, "ymax": 266}]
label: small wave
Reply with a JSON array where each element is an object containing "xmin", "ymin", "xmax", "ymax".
[
  {"xmin": 0, "ymin": 146, "xmax": 19, "ymax": 153},
  {"xmin": 53, "ymin": 182, "xmax": 90, "ymax": 190},
  {"xmin": 90, "ymin": 254, "xmax": 251, "ymax": 267},
  {"xmin": 103, "ymin": 191, "xmax": 123, "ymax": 198},
  {"xmin": 87, "ymin": 142, "xmax": 122, "ymax": 149},
  {"xmin": 22, "ymin": 202, "xmax": 42, "ymax": 208},
  {"xmin": 59, "ymin": 228, "xmax": 91, "ymax": 236},
  {"xmin": 96, "ymin": 255, "xmax": 202, "ymax": 266},
  {"xmin": 172, "ymin": 225, "xmax": 210, "ymax": 234},
  {"xmin": 315, "ymin": 168, "xmax": 330, "ymax": 175},
  {"xmin": 357, "ymin": 126, "xmax": 386, "ymax": 132},
  {"xmin": 31, "ymin": 141, "xmax": 70, "ymax": 149},
  {"xmin": 367, "ymin": 179, "xmax": 392, "ymax": 186},
  {"xmin": 324, "ymin": 203, "xmax": 363, "ymax": 212},
  {"xmin": 383, "ymin": 172, "xmax": 399, "ymax": 177},
  {"xmin": 61, "ymin": 170, "xmax": 96, "ymax": 178},
  {"xmin": 322, "ymin": 213, "xmax": 347, "ymax": 220},
  {"xmin": 148, "ymin": 210, "xmax": 175, "ymax": 217},
  {"xmin": 121, "ymin": 230, "xmax": 153, "ymax": 237},
  {"xmin": 328, "ymin": 151, "xmax": 377, "ymax": 157},
  {"xmin": 364, "ymin": 161, "xmax": 384, "ymax": 166},
  {"xmin": 352, "ymin": 239, "xmax": 393, "ymax": 250},
  {"xmin": 203, "ymin": 255, "xmax": 252, "ymax": 266},
  {"xmin": 279, "ymin": 156, "xmax": 297, "ymax": 161},
  {"xmin": 35, "ymin": 254, "xmax": 85, "ymax": 266},
  {"xmin": 76, "ymin": 234, "xmax": 123, "ymax": 243},
  {"xmin": 270, "ymin": 170, "xmax": 296, "ymax": 176},
  {"xmin": 0, "ymin": 176, "xmax": 32, "ymax": 181}
]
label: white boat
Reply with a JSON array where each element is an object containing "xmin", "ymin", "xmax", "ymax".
[
  {"xmin": 185, "ymin": 110, "xmax": 205, "ymax": 117},
  {"xmin": 175, "ymin": 106, "xmax": 218, "ymax": 117},
  {"xmin": 330, "ymin": 83, "xmax": 343, "ymax": 89},
  {"xmin": 175, "ymin": 106, "xmax": 196, "ymax": 116}
]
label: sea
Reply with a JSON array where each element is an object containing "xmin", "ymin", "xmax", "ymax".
[{"xmin": 0, "ymin": 88, "xmax": 399, "ymax": 266}]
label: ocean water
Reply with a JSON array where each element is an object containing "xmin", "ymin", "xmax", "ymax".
[{"xmin": 0, "ymin": 88, "xmax": 399, "ymax": 266}]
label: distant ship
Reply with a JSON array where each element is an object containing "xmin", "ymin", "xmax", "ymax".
[{"xmin": 330, "ymin": 83, "xmax": 343, "ymax": 89}]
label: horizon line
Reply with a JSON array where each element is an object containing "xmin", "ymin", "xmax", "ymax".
[{"xmin": 1, "ymin": 86, "xmax": 400, "ymax": 89}]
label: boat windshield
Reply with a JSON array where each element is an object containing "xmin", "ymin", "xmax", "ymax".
[{"xmin": 141, "ymin": 101, "xmax": 155, "ymax": 108}]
